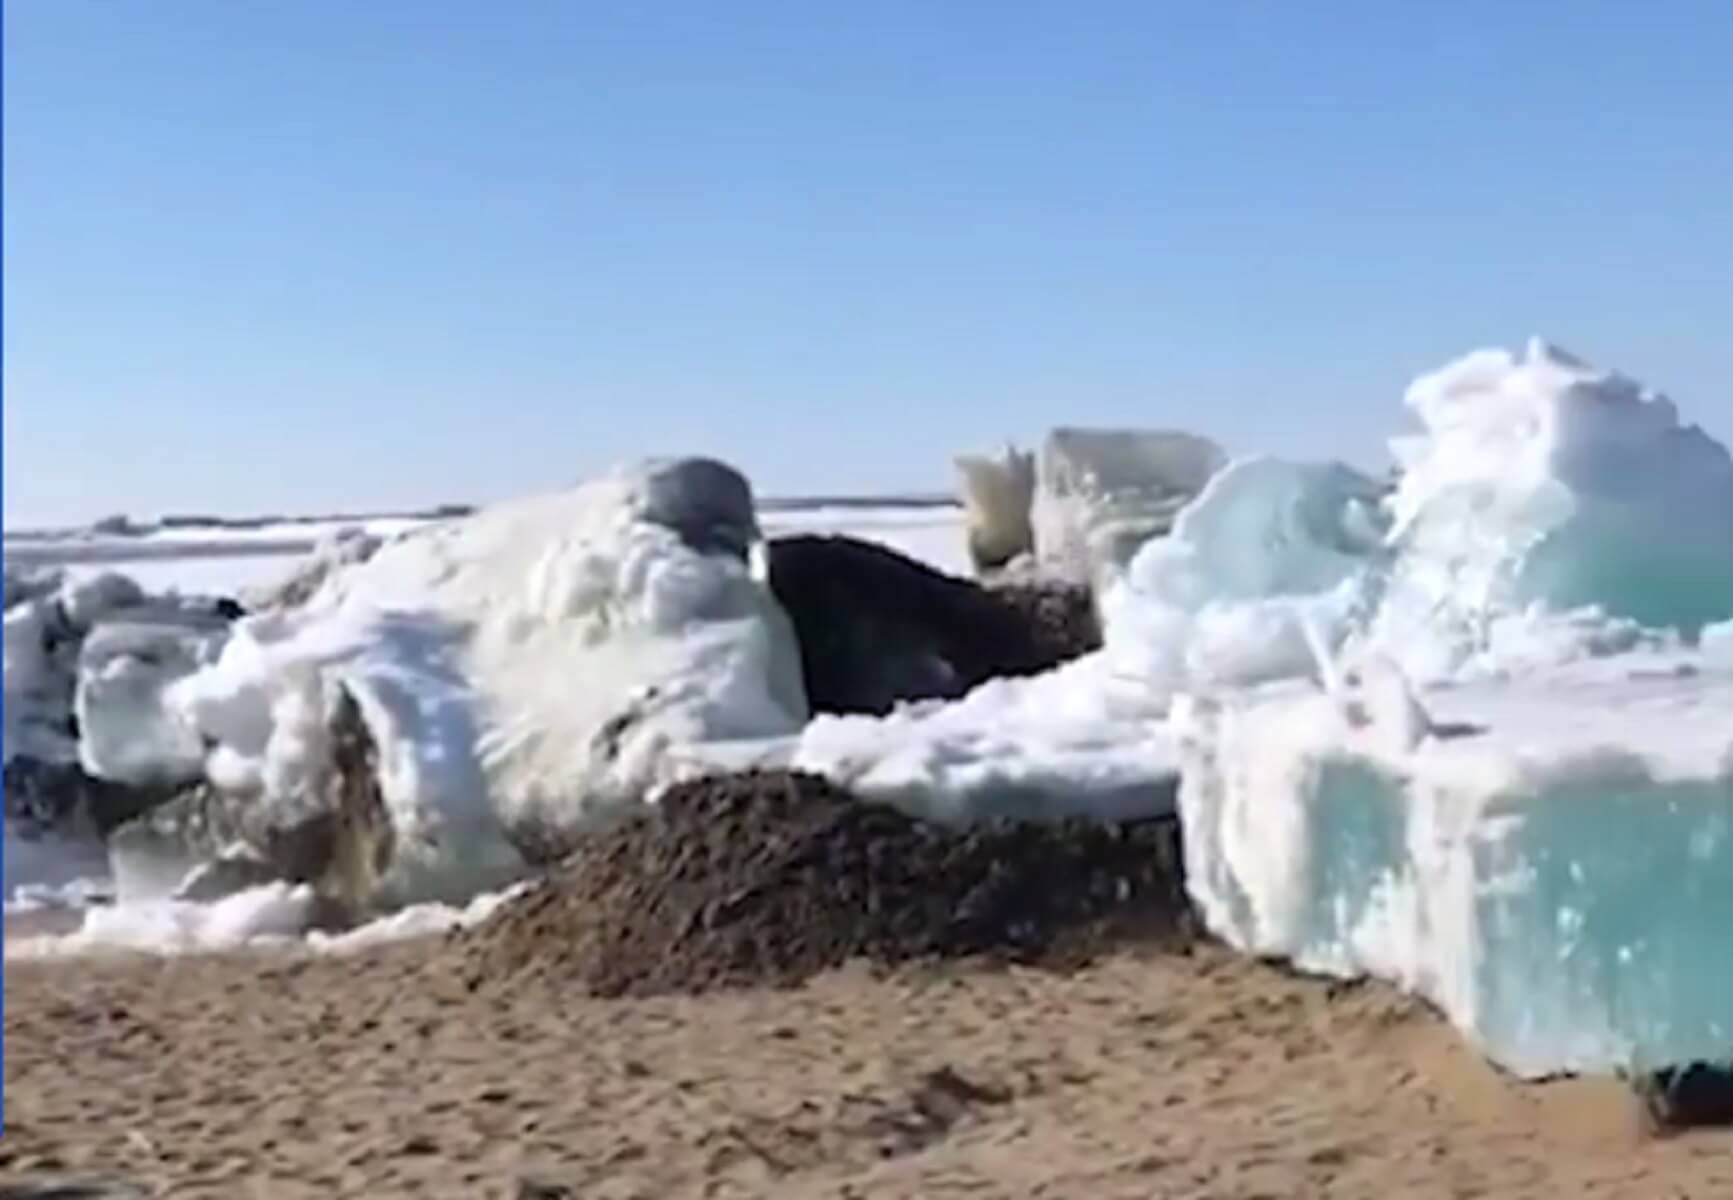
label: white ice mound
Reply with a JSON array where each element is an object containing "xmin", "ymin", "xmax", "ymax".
[
  {"xmin": 1033, "ymin": 427, "xmax": 1227, "ymax": 585},
  {"xmin": 1177, "ymin": 655, "xmax": 1733, "ymax": 1078},
  {"xmin": 108, "ymin": 458, "xmax": 809, "ymax": 907},
  {"xmin": 1375, "ymin": 338, "xmax": 1733, "ymax": 679}
]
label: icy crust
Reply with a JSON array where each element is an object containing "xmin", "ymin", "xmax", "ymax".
[
  {"xmin": 1177, "ymin": 657, "xmax": 1733, "ymax": 1078},
  {"xmin": 137, "ymin": 460, "xmax": 809, "ymax": 907}
]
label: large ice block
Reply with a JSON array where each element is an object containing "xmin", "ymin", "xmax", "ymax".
[{"xmin": 1177, "ymin": 657, "xmax": 1733, "ymax": 1078}]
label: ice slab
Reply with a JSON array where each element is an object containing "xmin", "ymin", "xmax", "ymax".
[
  {"xmin": 1177, "ymin": 656, "xmax": 1733, "ymax": 1077},
  {"xmin": 1033, "ymin": 427, "xmax": 1227, "ymax": 585}
]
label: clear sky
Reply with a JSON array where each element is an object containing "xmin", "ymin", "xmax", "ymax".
[{"xmin": 4, "ymin": 1, "xmax": 1731, "ymax": 526}]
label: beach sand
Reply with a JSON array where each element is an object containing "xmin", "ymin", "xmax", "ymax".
[{"xmin": 6, "ymin": 937, "xmax": 1731, "ymax": 1199}]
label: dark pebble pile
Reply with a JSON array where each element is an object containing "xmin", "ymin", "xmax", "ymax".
[{"xmin": 457, "ymin": 769, "xmax": 1192, "ymax": 998}]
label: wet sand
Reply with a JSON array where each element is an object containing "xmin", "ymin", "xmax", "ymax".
[{"xmin": 6, "ymin": 938, "xmax": 1731, "ymax": 1199}]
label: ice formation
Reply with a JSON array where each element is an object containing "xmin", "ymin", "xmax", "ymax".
[
  {"xmin": 1156, "ymin": 340, "xmax": 1733, "ymax": 1077},
  {"xmin": 1098, "ymin": 456, "xmax": 1390, "ymax": 695},
  {"xmin": 1372, "ymin": 340, "xmax": 1733, "ymax": 679},
  {"xmin": 13, "ymin": 337, "xmax": 1733, "ymax": 1086},
  {"xmin": 954, "ymin": 444, "xmax": 1036, "ymax": 574},
  {"xmin": 72, "ymin": 457, "xmax": 809, "ymax": 909},
  {"xmin": 1177, "ymin": 658, "xmax": 1733, "ymax": 1077},
  {"xmin": 1032, "ymin": 427, "xmax": 1227, "ymax": 585},
  {"xmin": 789, "ymin": 339, "xmax": 1733, "ymax": 1077},
  {"xmin": 76, "ymin": 613, "xmax": 233, "ymax": 786}
]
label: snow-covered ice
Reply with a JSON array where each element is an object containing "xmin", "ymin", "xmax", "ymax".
[
  {"xmin": 4, "ymin": 490, "xmax": 965, "ymax": 949},
  {"xmin": 1161, "ymin": 340, "xmax": 1733, "ymax": 1077},
  {"xmin": 132, "ymin": 458, "xmax": 809, "ymax": 908},
  {"xmin": 10, "ymin": 337, "xmax": 1733, "ymax": 1085}
]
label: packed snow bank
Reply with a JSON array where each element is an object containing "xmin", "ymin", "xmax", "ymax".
[
  {"xmin": 83, "ymin": 458, "xmax": 809, "ymax": 909},
  {"xmin": 1177, "ymin": 655, "xmax": 1733, "ymax": 1078}
]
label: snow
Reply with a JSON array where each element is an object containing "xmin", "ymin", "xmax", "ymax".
[
  {"xmin": 3, "ymin": 879, "xmax": 528, "ymax": 960},
  {"xmin": 306, "ymin": 883, "xmax": 528, "ymax": 954},
  {"xmin": 3, "ymin": 830, "xmax": 114, "ymax": 914},
  {"xmin": 3, "ymin": 494, "xmax": 966, "ymax": 940},
  {"xmin": 11, "ymin": 339, "xmax": 1733, "ymax": 1084},
  {"xmin": 6, "ymin": 882, "xmax": 316, "ymax": 957},
  {"xmin": 792, "ymin": 653, "xmax": 1178, "ymax": 825},
  {"xmin": 760, "ymin": 503, "xmax": 972, "ymax": 578}
]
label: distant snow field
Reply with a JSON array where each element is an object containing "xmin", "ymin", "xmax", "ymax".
[{"xmin": 2, "ymin": 502, "xmax": 974, "ymax": 599}]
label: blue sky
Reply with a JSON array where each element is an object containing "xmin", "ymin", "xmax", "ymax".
[{"xmin": 5, "ymin": 1, "xmax": 1731, "ymax": 526}]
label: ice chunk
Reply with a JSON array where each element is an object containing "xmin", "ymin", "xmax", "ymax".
[
  {"xmin": 126, "ymin": 458, "xmax": 807, "ymax": 908},
  {"xmin": 1032, "ymin": 427, "xmax": 1227, "ymax": 585},
  {"xmin": 954, "ymin": 444, "xmax": 1036, "ymax": 574},
  {"xmin": 1377, "ymin": 338, "xmax": 1733, "ymax": 679},
  {"xmin": 75, "ymin": 616, "xmax": 230, "ymax": 786},
  {"xmin": 3, "ymin": 597, "xmax": 76, "ymax": 765},
  {"xmin": 1178, "ymin": 657, "xmax": 1733, "ymax": 1077},
  {"xmin": 59, "ymin": 571, "xmax": 146, "ymax": 632},
  {"xmin": 1100, "ymin": 457, "xmax": 1389, "ymax": 695}
]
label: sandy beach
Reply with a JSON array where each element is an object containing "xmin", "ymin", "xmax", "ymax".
[{"xmin": 7, "ymin": 935, "xmax": 1732, "ymax": 1199}]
